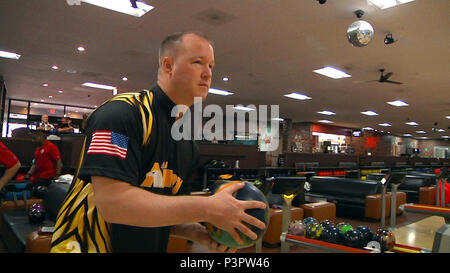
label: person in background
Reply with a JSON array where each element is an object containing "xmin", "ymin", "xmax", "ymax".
[
  {"xmin": 37, "ymin": 114, "xmax": 55, "ymax": 131},
  {"xmin": 0, "ymin": 141, "xmax": 21, "ymax": 190},
  {"xmin": 80, "ymin": 113, "xmax": 89, "ymax": 134},
  {"xmin": 25, "ymin": 129, "xmax": 62, "ymax": 187},
  {"xmin": 57, "ymin": 115, "xmax": 74, "ymax": 133}
]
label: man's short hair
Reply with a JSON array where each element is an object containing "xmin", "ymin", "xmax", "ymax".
[{"xmin": 158, "ymin": 31, "xmax": 213, "ymax": 66}]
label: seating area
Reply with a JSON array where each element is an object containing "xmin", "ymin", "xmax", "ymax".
[
  {"xmin": 366, "ymin": 173, "xmax": 436, "ymax": 204},
  {"xmin": 305, "ymin": 176, "xmax": 406, "ymax": 220}
]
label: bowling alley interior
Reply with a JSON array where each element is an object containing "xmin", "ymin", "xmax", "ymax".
[{"xmin": 0, "ymin": 0, "xmax": 449, "ymax": 254}]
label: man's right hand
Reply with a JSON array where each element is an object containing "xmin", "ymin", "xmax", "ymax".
[{"xmin": 205, "ymin": 182, "xmax": 267, "ymax": 246}]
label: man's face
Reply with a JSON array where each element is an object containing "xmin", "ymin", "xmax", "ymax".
[
  {"xmin": 42, "ymin": 115, "xmax": 49, "ymax": 123},
  {"xmin": 169, "ymin": 34, "xmax": 215, "ymax": 105}
]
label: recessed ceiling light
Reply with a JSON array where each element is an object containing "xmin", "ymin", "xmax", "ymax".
[
  {"xmin": 233, "ymin": 106, "xmax": 255, "ymax": 111},
  {"xmin": 405, "ymin": 121, "xmax": 419, "ymax": 126},
  {"xmin": 437, "ymin": 129, "xmax": 445, "ymax": 133},
  {"xmin": 40, "ymin": 99, "xmax": 45, "ymax": 102},
  {"xmin": 284, "ymin": 92, "xmax": 312, "ymax": 100},
  {"xmin": 403, "ymin": 134, "xmax": 412, "ymax": 137},
  {"xmin": 368, "ymin": 0, "xmax": 415, "ymax": 10},
  {"xmin": 361, "ymin": 111, "xmax": 378, "ymax": 116},
  {"xmin": 42, "ymin": 83, "xmax": 49, "ymax": 87},
  {"xmin": 378, "ymin": 123, "xmax": 392, "ymax": 127},
  {"xmin": 0, "ymin": 50, "xmax": 21, "ymax": 60},
  {"xmin": 58, "ymin": 90, "xmax": 64, "ymax": 94},
  {"xmin": 387, "ymin": 100, "xmax": 409, "ymax": 107},
  {"xmin": 82, "ymin": 82, "xmax": 116, "ymax": 90},
  {"xmin": 48, "ymin": 95, "xmax": 53, "ymax": 98},
  {"xmin": 81, "ymin": 0, "xmax": 154, "ymax": 17},
  {"xmin": 416, "ymin": 130, "xmax": 426, "ymax": 134},
  {"xmin": 318, "ymin": 120, "xmax": 333, "ymax": 124},
  {"xmin": 94, "ymin": 105, "xmax": 98, "ymax": 108},
  {"xmin": 363, "ymin": 127, "xmax": 374, "ymax": 130},
  {"xmin": 51, "ymin": 65, "xmax": 59, "ymax": 70},
  {"xmin": 317, "ymin": 110, "xmax": 336, "ymax": 115},
  {"xmin": 313, "ymin": 66, "xmax": 351, "ymax": 79},
  {"xmin": 122, "ymin": 77, "xmax": 128, "ymax": 81},
  {"xmin": 223, "ymin": 77, "xmax": 229, "ymax": 81},
  {"xmin": 208, "ymin": 88, "xmax": 234, "ymax": 96},
  {"xmin": 446, "ymin": 116, "xmax": 450, "ymax": 119},
  {"xmin": 77, "ymin": 46, "xmax": 86, "ymax": 52},
  {"xmin": 442, "ymin": 136, "xmax": 449, "ymax": 139},
  {"xmin": 419, "ymin": 136, "xmax": 428, "ymax": 139}
]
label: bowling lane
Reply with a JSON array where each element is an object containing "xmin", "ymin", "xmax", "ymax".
[{"xmin": 392, "ymin": 216, "xmax": 445, "ymax": 250}]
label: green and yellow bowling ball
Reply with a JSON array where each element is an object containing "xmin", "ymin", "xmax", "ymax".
[{"xmin": 205, "ymin": 181, "xmax": 270, "ymax": 249}]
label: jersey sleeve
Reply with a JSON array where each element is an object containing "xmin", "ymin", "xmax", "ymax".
[
  {"xmin": 78, "ymin": 100, "xmax": 147, "ymax": 186},
  {"xmin": 0, "ymin": 141, "xmax": 20, "ymax": 168},
  {"xmin": 49, "ymin": 143, "xmax": 61, "ymax": 162}
]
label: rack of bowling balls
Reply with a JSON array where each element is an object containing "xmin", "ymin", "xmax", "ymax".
[{"xmin": 285, "ymin": 217, "xmax": 428, "ymax": 253}]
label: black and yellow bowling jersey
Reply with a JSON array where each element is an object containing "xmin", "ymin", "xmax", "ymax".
[{"xmin": 50, "ymin": 85, "xmax": 199, "ymax": 253}]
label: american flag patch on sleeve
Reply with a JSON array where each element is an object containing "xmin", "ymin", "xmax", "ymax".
[{"xmin": 87, "ymin": 131, "xmax": 129, "ymax": 159}]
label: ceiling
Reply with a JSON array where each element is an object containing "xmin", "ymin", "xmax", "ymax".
[{"xmin": 0, "ymin": 0, "xmax": 449, "ymax": 140}]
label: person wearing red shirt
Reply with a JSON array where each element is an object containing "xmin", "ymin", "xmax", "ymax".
[
  {"xmin": 25, "ymin": 130, "xmax": 62, "ymax": 187},
  {"xmin": 0, "ymin": 141, "xmax": 21, "ymax": 190}
]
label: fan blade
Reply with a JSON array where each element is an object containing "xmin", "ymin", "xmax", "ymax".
[
  {"xmin": 384, "ymin": 72, "xmax": 393, "ymax": 79},
  {"xmin": 384, "ymin": 80, "xmax": 403, "ymax": 85}
]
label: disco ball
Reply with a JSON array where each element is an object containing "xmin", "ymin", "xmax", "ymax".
[{"xmin": 347, "ymin": 20, "xmax": 374, "ymax": 47}]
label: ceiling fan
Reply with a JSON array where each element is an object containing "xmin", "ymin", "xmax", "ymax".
[{"xmin": 377, "ymin": 69, "xmax": 403, "ymax": 84}]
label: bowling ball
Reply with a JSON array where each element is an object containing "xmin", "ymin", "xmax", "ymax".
[
  {"xmin": 320, "ymin": 219, "xmax": 335, "ymax": 229},
  {"xmin": 305, "ymin": 223, "xmax": 323, "ymax": 239},
  {"xmin": 28, "ymin": 206, "xmax": 46, "ymax": 224},
  {"xmin": 336, "ymin": 222, "xmax": 354, "ymax": 240},
  {"xmin": 356, "ymin": 226, "xmax": 375, "ymax": 246},
  {"xmin": 375, "ymin": 228, "xmax": 396, "ymax": 252},
  {"xmin": 303, "ymin": 217, "xmax": 318, "ymax": 227},
  {"xmin": 33, "ymin": 185, "xmax": 48, "ymax": 198},
  {"xmin": 343, "ymin": 230, "xmax": 365, "ymax": 249},
  {"xmin": 288, "ymin": 220, "xmax": 306, "ymax": 237},
  {"xmin": 205, "ymin": 181, "xmax": 269, "ymax": 249},
  {"xmin": 31, "ymin": 203, "xmax": 44, "ymax": 210},
  {"xmin": 321, "ymin": 226, "xmax": 341, "ymax": 244}
]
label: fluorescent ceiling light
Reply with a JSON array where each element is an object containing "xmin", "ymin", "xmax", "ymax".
[
  {"xmin": 284, "ymin": 92, "xmax": 312, "ymax": 100},
  {"xmin": 443, "ymin": 136, "xmax": 449, "ymax": 139},
  {"xmin": 318, "ymin": 120, "xmax": 333, "ymax": 124},
  {"xmin": 378, "ymin": 123, "xmax": 392, "ymax": 127},
  {"xmin": 368, "ymin": 0, "xmax": 414, "ymax": 10},
  {"xmin": 233, "ymin": 106, "xmax": 255, "ymax": 111},
  {"xmin": 313, "ymin": 66, "xmax": 351, "ymax": 79},
  {"xmin": 419, "ymin": 137, "xmax": 428, "ymax": 139},
  {"xmin": 388, "ymin": 100, "xmax": 408, "ymax": 107},
  {"xmin": 387, "ymin": 100, "xmax": 409, "ymax": 107},
  {"xmin": 0, "ymin": 50, "xmax": 21, "ymax": 60},
  {"xmin": 361, "ymin": 111, "xmax": 378, "ymax": 116},
  {"xmin": 317, "ymin": 110, "xmax": 336, "ymax": 116},
  {"xmin": 82, "ymin": 82, "xmax": 116, "ymax": 90},
  {"xmin": 437, "ymin": 129, "xmax": 445, "ymax": 133},
  {"xmin": 208, "ymin": 88, "xmax": 234, "ymax": 96},
  {"xmin": 363, "ymin": 127, "xmax": 374, "ymax": 130},
  {"xmin": 415, "ymin": 130, "xmax": 426, "ymax": 134},
  {"xmin": 81, "ymin": 0, "xmax": 154, "ymax": 17},
  {"xmin": 446, "ymin": 116, "xmax": 450, "ymax": 119},
  {"xmin": 403, "ymin": 134, "xmax": 412, "ymax": 137},
  {"xmin": 405, "ymin": 121, "xmax": 419, "ymax": 126}
]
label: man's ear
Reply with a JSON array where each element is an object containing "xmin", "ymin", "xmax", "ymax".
[{"xmin": 161, "ymin": 56, "xmax": 174, "ymax": 76}]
